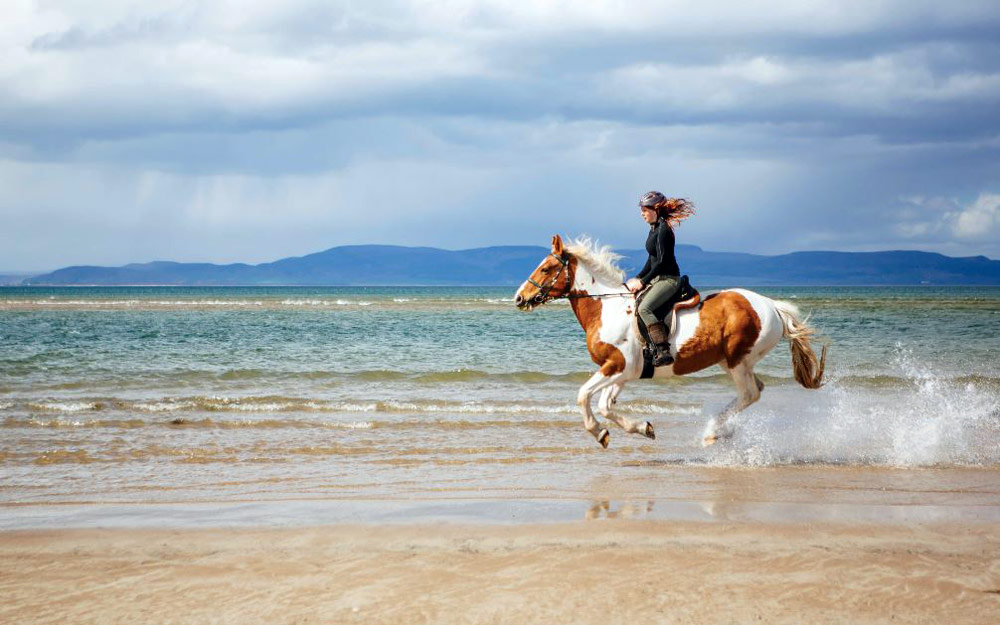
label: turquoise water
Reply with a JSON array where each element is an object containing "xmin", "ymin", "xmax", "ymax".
[{"xmin": 2, "ymin": 286, "xmax": 999, "ymax": 527}]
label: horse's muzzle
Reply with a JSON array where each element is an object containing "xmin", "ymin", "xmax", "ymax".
[{"xmin": 514, "ymin": 293, "xmax": 541, "ymax": 310}]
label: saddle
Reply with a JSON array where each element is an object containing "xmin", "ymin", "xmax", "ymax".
[{"xmin": 635, "ymin": 275, "xmax": 701, "ymax": 374}]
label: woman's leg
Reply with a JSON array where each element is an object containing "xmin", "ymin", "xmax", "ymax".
[
  {"xmin": 637, "ymin": 276, "xmax": 680, "ymax": 365},
  {"xmin": 637, "ymin": 276, "xmax": 680, "ymax": 327}
]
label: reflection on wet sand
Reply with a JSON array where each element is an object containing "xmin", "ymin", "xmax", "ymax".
[
  {"xmin": 582, "ymin": 463, "xmax": 1000, "ymax": 524},
  {"xmin": 584, "ymin": 500, "xmax": 655, "ymax": 520}
]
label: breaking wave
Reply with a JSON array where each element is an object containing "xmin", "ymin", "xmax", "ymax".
[
  {"xmin": 1, "ymin": 396, "xmax": 702, "ymax": 418},
  {"xmin": 7, "ymin": 299, "xmax": 383, "ymax": 308}
]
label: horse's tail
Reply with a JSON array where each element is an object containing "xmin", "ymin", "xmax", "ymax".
[{"xmin": 773, "ymin": 300, "xmax": 827, "ymax": 389}]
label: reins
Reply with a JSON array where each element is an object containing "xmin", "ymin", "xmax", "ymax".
[
  {"xmin": 529, "ymin": 253, "xmax": 639, "ymax": 302},
  {"xmin": 563, "ymin": 291, "xmax": 634, "ymax": 300}
]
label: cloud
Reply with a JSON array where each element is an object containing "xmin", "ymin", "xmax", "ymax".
[
  {"xmin": 951, "ymin": 193, "xmax": 1000, "ymax": 240},
  {"xmin": 4, "ymin": 1, "xmax": 998, "ymax": 144},
  {"xmin": 0, "ymin": 0, "xmax": 999, "ymax": 270},
  {"xmin": 889, "ymin": 193, "xmax": 1000, "ymax": 256}
]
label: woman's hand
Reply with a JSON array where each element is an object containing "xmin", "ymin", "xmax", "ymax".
[{"xmin": 625, "ymin": 278, "xmax": 643, "ymax": 293}]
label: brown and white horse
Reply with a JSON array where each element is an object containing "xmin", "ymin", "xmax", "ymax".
[{"xmin": 515, "ymin": 235, "xmax": 827, "ymax": 448}]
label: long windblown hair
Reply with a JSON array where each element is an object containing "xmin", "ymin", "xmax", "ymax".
[{"xmin": 654, "ymin": 198, "xmax": 696, "ymax": 227}]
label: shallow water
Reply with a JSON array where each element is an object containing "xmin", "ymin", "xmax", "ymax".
[{"xmin": 1, "ymin": 286, "xmax": 999, "ymax": 528}]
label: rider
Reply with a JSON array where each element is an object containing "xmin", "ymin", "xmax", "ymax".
[{"xmin": 624, "ymin": 191, "xmax": 695, "ymax": 367}]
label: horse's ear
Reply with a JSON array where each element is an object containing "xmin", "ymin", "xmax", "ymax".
[{"xmin": 551, "ymin": 234, "xmax": 564, "ymax": 256}]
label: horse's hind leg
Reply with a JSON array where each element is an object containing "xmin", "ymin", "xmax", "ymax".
[
  {"xmin": 703, "ymin": 363, "xmax": 762, "ymax": 446},
  {"xmin": 598, "ymin": 383, "xmax": 655, "ymax": 440}
]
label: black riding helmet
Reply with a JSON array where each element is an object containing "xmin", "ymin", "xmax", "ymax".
[{"xmin": 639, "ymin": 190, "xmax": 666, "ymax": 208}]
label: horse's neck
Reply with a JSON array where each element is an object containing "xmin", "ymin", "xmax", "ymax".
[
  {"xmin": 572, "ymin": 265, "xmax": 626, "ymax": 297},
  {"xmin": 568, "ymin": 263, "xmax": 629, "ymax": 334}
]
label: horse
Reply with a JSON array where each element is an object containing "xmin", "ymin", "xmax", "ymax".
[{"xmin": 514, "ymin": 235, "xmax": 827, "ymax": 448}]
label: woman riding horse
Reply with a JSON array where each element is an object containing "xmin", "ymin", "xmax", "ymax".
[
  {"xmin": 514, "ymin": 234, "xmax": 826, "ymax": 448},
  {"xmin": 625, "ymin": 191, "xmax": 696, "ymax": 367}
]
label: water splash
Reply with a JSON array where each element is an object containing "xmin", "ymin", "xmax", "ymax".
[{"xmin": 708, "ymin": 345, "xmax": 1000, "ymax": 467}]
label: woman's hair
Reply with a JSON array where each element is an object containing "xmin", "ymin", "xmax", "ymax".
[{"xmin": 654, "ymin": 197, "xmax": 696, "ymax": 227}]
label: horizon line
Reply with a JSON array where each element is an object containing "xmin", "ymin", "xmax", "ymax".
[{"xmin": 3, "ymin": 242, "xmax": 997, "ymax": 276}]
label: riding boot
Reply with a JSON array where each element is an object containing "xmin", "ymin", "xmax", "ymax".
[{"xmin": 647, "ymin": 322, "xmax": 674, "ymax": 366}]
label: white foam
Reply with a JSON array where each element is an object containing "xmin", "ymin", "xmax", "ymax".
[
  {"xmin": 279, "ymin": 299, "xmax": 372, "ymax": 306},
  {"xmin": 28, "ymin": 402, "xmax": 99, "ymax": 413},
  {"xmin": 280, "ymin": 299, "xmax": 323, "ymax": 306},
  {"xmin": 231, "ymin": 402, "xmax": 318, "ymax": 412},
  {"xmin": 367, "ymin": 400, "xmax": 697, "ymax": 416},
  {"xmin": 132, "ymin": 397, "xmax": 380, "ymax": 413},
  {"xmin": 194, "ymin": 397, "xmax": 380, "ymax": 413},
  {"xmin": 28, "ymin": 417, "xmax": 85, "ymax": 427},
  {"xmin": 28, "ymin": 300, "xmax": 265, "ymax": 307},
  {"xmin": 331, "ymin": 421, "xmax": 374, "ymax": 430},
  {"xmin": 330, "ymin": 402, "xmax": 379, "ymax": 412},
  {"xmin": 133, "ymin": 401, "xmax": 193, "ymax": 412},
  {"xmin": 333, "ymin": 299, "xmax": 372, "ymax": 306},
  {"xmin": 96, "ymin": 396, "xmax": 702, "ymax": 417}
]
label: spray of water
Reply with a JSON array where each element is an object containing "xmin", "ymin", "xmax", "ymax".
[{"xmin": 707, "ymin": 345, "xmax": 1000, "ymax": 467}]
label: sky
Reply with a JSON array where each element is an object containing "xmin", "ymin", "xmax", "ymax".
[{"xmin": 1, "ymin": 0, "xmax": 999, "ymax": 271}]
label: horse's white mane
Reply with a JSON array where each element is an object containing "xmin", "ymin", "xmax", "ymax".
[{"xmin": 565, "ymin": 236, "xmax": 626, "ymax": 285}]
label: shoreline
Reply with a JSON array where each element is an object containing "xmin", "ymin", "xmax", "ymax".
[{"xmin": 2, "ymin": 519, "xmax": 997, "ymax": 624}]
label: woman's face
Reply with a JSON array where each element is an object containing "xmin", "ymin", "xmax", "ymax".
[{"xmin": 640, "ymin": 206, "xmax": 658, "ymax": 224}]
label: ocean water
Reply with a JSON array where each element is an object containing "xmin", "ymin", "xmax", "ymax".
[{"xmin": 2, "ymin": 286, "xmax": 999, "ymax": 528}]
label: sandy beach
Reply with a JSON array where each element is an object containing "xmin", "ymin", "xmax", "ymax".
[{"xmin": 2, "ymin": 520, "xmax": 998, "ymax": 625}]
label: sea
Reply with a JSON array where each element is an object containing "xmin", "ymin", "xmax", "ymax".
[{"xmin": 2, "ymin": 286, "xmax": 999, "ymax": 528}]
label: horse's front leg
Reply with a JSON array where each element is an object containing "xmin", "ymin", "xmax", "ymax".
[
  {"xmin": 598, "ymin": 383, "xmax": 655, "ymax": 440},
  {"xmin": 577, "ymin": 371, "xmax": 622, "ymax": 448}
]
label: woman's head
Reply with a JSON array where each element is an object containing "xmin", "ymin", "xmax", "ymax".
[{"xmin": 638, "ymin": 191, "xmax": 695, "ymax": 226}]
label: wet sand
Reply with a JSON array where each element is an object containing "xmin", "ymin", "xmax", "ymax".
[{"xmin": 2, "ymin": 520, "xmax": 998, "ymax": 625}]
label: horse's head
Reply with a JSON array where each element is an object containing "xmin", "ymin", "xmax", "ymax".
[{"xmin": 515, "ymin": 235, "xmax": 575, "ymax": 310}]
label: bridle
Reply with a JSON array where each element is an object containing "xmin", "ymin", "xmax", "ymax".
[
  {"xmin": 527, "ymin": 253, "xmax": 571, "ymax": 303},
  {"xmin": 527, "ymin": 253, "xmax": 636, "ymax": 303}
]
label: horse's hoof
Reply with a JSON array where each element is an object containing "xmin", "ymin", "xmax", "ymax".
[
  {"xmin": 703, "ymin": 429, "xmax": 734, "ymax": 446},
  {"xmin": 643, "ymin": 421, "xmax": 656, "ymax": 440},
  {"xmin": 598, "ymin": 429, "xmax": 610, "ymax": 449}
]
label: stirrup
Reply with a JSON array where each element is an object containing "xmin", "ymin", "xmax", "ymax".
[{"xmin": 652, "ymin": 344, "xmax": 674, "ymax": 366}]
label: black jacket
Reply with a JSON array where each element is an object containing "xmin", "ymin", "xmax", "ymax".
[{"xmin": 636, "ymin": 220, "xmax": 680, "ymax": 285}]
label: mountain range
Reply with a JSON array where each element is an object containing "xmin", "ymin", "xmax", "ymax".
[{"xmin": 16, "ymin": 244, "xmax": 1000, "ymax": 286}]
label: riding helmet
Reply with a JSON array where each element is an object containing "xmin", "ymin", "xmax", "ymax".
[{"xmin": 639, "ymin": 191, "xmax": 666, "ymax": 208}]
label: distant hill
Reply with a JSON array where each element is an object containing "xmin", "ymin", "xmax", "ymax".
[
  {"xmin": 20, "ymin": 243, "xmax": 1000, "ymax": 286},
  {"xmin": 0, "ymin": 273, "xmax": 37, "ymax": 286}
]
